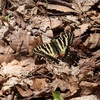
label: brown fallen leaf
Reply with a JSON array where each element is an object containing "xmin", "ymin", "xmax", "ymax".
[
  {"xmin": 78, "ymin": 53, "xmax": 100, "ymax": 81},
  {"xmin": 37, "ymin": 2, "xmax": 77, "ymax": 13},
  {"xmin": 86, "ymin": 11, "xmax": 100, "ymax": 24},
  {"xmin": 16, "ymin": 85, "xmax": 33, "ymax": 97},
  {"xmin": 13, "ymin": 12, "xmax": 26, "ymax": 29},
  {"xmin": 0, "ymin": 58, "xmax": 35, "ymax": 94},
  {"xmin": 80, "ymin": 81, "xmax": 98, "ymax": 87},
  {"xmin": 70, "ymin": 95, "xmax": 98, "ymax": 100},
  {"xmin": 51, "ymin": 78, "xmax": 70, "ymax": 92},
  {"xmin": 0, "ymin": 39, "xmax": 14, "ymax": 54},
  {"xmin": 73, "ymin": 38, "xmax": 90, "ymax": 55},
  {"xmin": 0, "ymin": 22, "xmax": 10, "ymax": 38},
  {"xmin": 0, "ymin": 90, "xmax": 3, "ymax": 96},
  {"xmin": 16, "ymin": 4, "xmax": 27, "ymax": 15},
  {"xmin": 10, "ymin": 29, "xmax": 42, "ymax": 54},
  {"xmin": 0, "ymin": 59, "xmax": 35, "ymax": 79},
  {"xmin": 0, "ymin": 0, "xmax": 6, "ymax": 12},
  {"xmin": 74, "ymin": 23, "xmax": 90, "ymax": 37},
  {"xmin": 79, "ymin": 81, "xmax": 99, "ymax": 95},
  {"xmin": 30, "ymin": 78, "xmax": 48, "ymax": 91},
  {"xmin": 90, "ymin": 25, "xmax": 100, "ymax": 31},
  {"xmin": 84, "ymin": 33, "xmax": 100, "ymax": 49},
  {"xmin": 0, "ymin": 40, "xmax": 5, "ymax": 53},
  {"xmin": 72, "ymin": 0, "xmax": 99, "ymax": 12},
  {"xmin": 93, "ymin": 49, "xmax": 100, "ymax": 57},
  {"xmin": 30, "ymin": 15, "xmax": 63, "ymax": 32},
  {"xmin": 0, "ymin": 75, "xmax": 4, "ymax": 85},
  {"xmin": 51, "ymin": 77, "xmax": 79, "ymax": 98},
  {"xmin": 0, "ymin": 54, "xmax": 14, "ymax": 63}
]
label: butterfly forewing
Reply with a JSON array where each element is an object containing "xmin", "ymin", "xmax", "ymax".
[{"xmin": 33, "ymin": 43, "xmax": 58, "ymax": 59}]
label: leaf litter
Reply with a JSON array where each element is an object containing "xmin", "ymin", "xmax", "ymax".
[{"xmin": 0, "ymin": 0, "xmax": 100, "ymax": 100}]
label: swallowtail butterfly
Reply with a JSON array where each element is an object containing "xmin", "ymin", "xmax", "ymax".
[{"xmin": 33, "ymin": 32, "xmax": 74, "ymax": 63}]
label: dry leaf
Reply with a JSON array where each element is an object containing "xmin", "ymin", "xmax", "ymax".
[
  {"xmin": 80, "ymin": 81, "xmax": 98, "ymax": 87},
  {"xmin": 16, "ymin": 85, "xmax": 33, "ymax": 97},
  {"xmin": 14, "ymin": 12, "xmax": 26, "ymax": 29},
  {"xmin": 70, "ymin": 95, "xmax": 98, "ymax": 100},
  {"xmin": 72, "ymin": 0, "xmax": 99, "ymax": 12},
  {"xmin": 46, "ymin": 62, "xmax": 71, "ymax": 76},
  {"xmin": 0, "ymin": 59, "xmax": 35, "ymax": 77},
  {"xmin": 0, "ymin": 40, "xmax": 6, "ymax": 53},
  {"xmin": 0, "ymin": 54, "xmax": 14, "ymax": 63},
  {"xmin": 30, "ymin": 16, "xmax": 62, "ymax": 32},
  {"xmin": 0, "ymin": 75, "xmax": 4, "ymax": 84},
  {"xmin": 30, "ymin": 78, "xmax": 48, "ymax": 91},
  {"xmin": 0, "ymin": 59, "xmax": 34, "ymax": 94},
  {"xmin": 51, "ymin": 77, "xmax": 79, "ymax": 98},
  {"xmin": 38, "ymin": 2, "xmax": 77, "ymax": 13},
  {"xmin": 31, "ymin": 6, "xmax": 38, "ymax": 15},
  {"xmin": 79, "ymin": 81, "xmax": 99, "ymax": 95},
  {"xmin": 93, "ymin": 49, "xmax": 100, "ymax": 57},
  {"xmin": 10, "ymin": 29, "xmax": 42, "ymax": 54},
  {"xmin": 51, "ymin": 78, "xmax": 71, "ymax": 91},
  {"xmin": 74, "ymin": 23, "xmax": 90, "ymax": 36},
  {"xmin": 86, "ymin": 11, "xmax": 100, "ymax": 24},
  {"xmin": 16, "ymin": 4, "xmax": 27, "ymax": 15},
  {"xmin": 0, "ymin": 24, "xmax": 9, "ymax": 38},
  {"xmin": 0, "ymin": 90, "xmax": 3, "ymax": 96},
  {"xmin": 0, "ymin": 40, "xmax": 14, "ymax": 54},
  {"xmin": 41, "ymin": 35, "xmax": 51, "ymax": 44},
  {"xmin": 2, "ymin": 77, "xmax": 20, "ymax": 92},
  {"xmin": 84, "ymin": 33, "xmax": 100, "ymax": 49}
]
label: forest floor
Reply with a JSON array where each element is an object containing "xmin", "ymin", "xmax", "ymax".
[{"xmin": 0, "ymin": 0, "xmax": 100, "ymax": 100}]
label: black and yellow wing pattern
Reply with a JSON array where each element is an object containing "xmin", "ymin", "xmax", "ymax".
[{"xmin": 33, "ymin": 32, "xmax": 74, "ymax": 63}]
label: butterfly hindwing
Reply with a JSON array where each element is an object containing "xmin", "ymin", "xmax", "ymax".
[
  {"xmin": 52, "ymin": 32, "xmax": 74, "ymax": 57},
  {"xmin": 67, "ymin": 32, "xmax": 74, "ymax": 46},
  {"xmin": 62, "ymin": 32, "xmax": 74, "ymax": 58}
]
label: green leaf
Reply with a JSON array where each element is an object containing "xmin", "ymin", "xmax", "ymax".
[
  {"xmin": 52, "ymin": 91, "xmax": 64, "ymax": 100},
  {"xmin": 45, "ymin": 0, "xmax": 48, "ymax": 8},
  {"xmin": 4, "ymin": 13, "xmax": 13, "ymax": 21}
]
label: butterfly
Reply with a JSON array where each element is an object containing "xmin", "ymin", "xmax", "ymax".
[{"xmin": 33, "ymin": 32, "xmax": 74, "ymax": 63}]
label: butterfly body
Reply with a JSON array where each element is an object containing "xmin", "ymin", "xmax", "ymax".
[{"xmin": 33, "ymin": 32, "xmax": 74, "ymax": 63}]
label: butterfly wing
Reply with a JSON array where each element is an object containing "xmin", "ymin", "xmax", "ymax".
[
  {"xmin": 33, "ymin": 32, "xmax": 74, "ymax": 63},
  {"xmin": 67, "ymin": 32, "xmax": 74, "ymax": 46},
  {"xmin": 52, "ymin": 32, "xmax": 74, "ymax": 57},
  {"xmin": 33, "ymin": 42, "xmax": 59, "ymax": 62}
]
